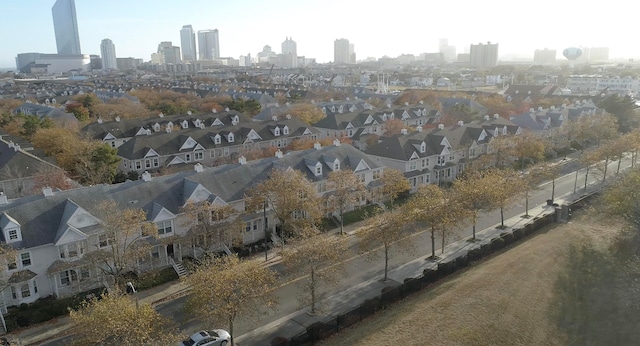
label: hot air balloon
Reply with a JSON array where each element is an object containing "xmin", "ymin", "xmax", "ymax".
[{"xmin": 563, "ymin": 47, "xmax": 583, "ymax": 61}]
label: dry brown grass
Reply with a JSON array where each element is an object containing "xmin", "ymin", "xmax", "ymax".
[{"xmin": 321, "ymin": 212, "xmax": 621, "ymax": 346}]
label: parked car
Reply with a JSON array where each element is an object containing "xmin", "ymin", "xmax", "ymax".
[{"xmin": 179, "ymin": 330, "xmax": 231, "ymax": 346}]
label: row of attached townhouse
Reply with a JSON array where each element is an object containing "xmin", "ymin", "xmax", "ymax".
[
  {"xmin": 82, "ymin": 111, "xmax": 322, "ymax": 173},
  {"xmin": 312, "ymin": 102, "xmax": 442, "ymax": 150},
  {"xmin": 0, "ymin": 142, "xmax": 384, "ymax": 310},
  {"xmin": 365, "ymin": 115, "xmax": 521, "ymax": 192},
  {"xmin": 508, "ymin": 100, "xmax": 603, "ymax": 133}
]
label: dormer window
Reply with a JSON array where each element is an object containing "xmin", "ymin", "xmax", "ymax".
[
  {"xmin": 181, "ymin": 120, "xmax": 189, "ymax": 129},
  {"xmin": 316, "ymin": 165, "xmax": 322, "ymax": 176},
  {"xmin": 8, "ymin": 229, "xmax": 18, "ymax": 241},
  {"xmin": 283, "ymin": 126, "xmax": 289, "ymax": 135},
  {"xmin": 214, "ymin": 135, "xmax": 221, "ymax": 144},
  {"xmin": 227, "ymin": 133, "xmax": 234, "ymax": 143},
  {"xmin": 334, "ymin": 162, "xmax": 340, "ymax": 171},
  {"xmin": 59, "ymin": 241, "xmax": 86, "ymax": 259},
  {"xmin": 274, "ymin": 127, "xmax": 280, "ymax": 136},
  {"xmin": 420, "ymin": 142, "xmax": 426, "ymax": 153}
]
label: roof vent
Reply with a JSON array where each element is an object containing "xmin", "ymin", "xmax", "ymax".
[
  {"xmin": 141, "ymin": 171, "xmax": 152, "ymax": 182},
  {"xmin": 458, "ymin": 120, "xmax": 464, "ymax": 126},
  {"xmin": 42, "ymin": 186, "xmax": 53, "ymax": 197},
  {"xmin": 484, "ymin": 115, "xmax": 490, "ymax": 121},
  {"xmin": 494, "ymin": 114, "xmax": 500, "ymax": 119},
  {"xmin": 438, "ymin": 123, "xmax": 445, "ymax": 130},
  {"xmin": 194, "ymin": 163, "xmax": 204, "ymax": 173}
]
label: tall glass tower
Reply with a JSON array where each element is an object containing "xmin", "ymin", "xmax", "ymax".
[
  {"xmin": 100, "ymin": 39, "xmax": 117, "ymax": 69},
  {"xmin": 198, "ymin": 29, "xmax": 219, "ymax": 60},
  {"xmin": 52, "ymin": 0, "xmax": 81, "ymax": 55},
  {"xmin": 180, "ymin": 25, "xmax": 197, "ymax": 61}
]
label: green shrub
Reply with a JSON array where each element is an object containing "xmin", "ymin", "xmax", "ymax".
[{"xmin": 134, "ymin": 267, "xmax": 179, "ymax": 291}]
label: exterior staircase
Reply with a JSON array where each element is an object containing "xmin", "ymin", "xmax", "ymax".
[{"xmin": 169, "ymin": 257, "xmax": 188, "ymax": 278}]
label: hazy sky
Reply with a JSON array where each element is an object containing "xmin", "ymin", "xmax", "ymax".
[{"xmin": 2, "ymin": 0, "xmax": 638, "ymax": 68}]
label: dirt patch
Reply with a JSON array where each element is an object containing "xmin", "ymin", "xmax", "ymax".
[{"xmin": 321, "ymin": 213, "xmax": 621, "ymax": 346}]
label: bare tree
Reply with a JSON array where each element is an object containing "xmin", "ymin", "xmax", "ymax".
[
  {"xmin": 185, "ymin": 255, "xmax": 277, "ymax": 346},
  {"xmin": 281, "ymin": 233, "xmax": 347, "ymax": 314},
  {"xmin": 326, "ymin": 170, "xmax": 366, "ymax": 235},
  {"xmin": 180, "ymin": 201, "xmax": 244, "ymax": 257}
]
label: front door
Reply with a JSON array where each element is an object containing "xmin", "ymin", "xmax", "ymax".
[{"xmin": 166, "ymin": 244, "xmax": 174, "ymax": 259}]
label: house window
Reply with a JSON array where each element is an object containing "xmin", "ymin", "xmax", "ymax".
[
  {"xmin": 153, "ymin": 158, "xmax": 159, "ymax": 167},
  {"xmin": 276, "ymin": 139, "xmax": 283, "ymax": 148},
  {"xmin": 449, "ymin": 154, "xmax": 455, "ymax": 161},
  {"xmin": 274, "ymin": 127, "xmax": 280, "ymax": 136},
  {"xmin": 223, "ymin": 148, "xmax": 230, "ymax": 156},
  {"xmin": 422, "ymin": 159, "xmax": 428, "ymax": 169},
  {"xmin": 215, "ymin": 136, "xmax": 221, "ymax": 144},
  {"xmin": 8, "ymin": 229, "xmax": 17, "ymax": 240},
  {"xmin": 195, "ymin": 152, "xmax": 203, "ymax": 161},
  {"xmin": 245, "ymin": 222, "xmax": 251, "ymax": 232},
  {"xmin": 185, "ymin": 154, "xmax": 192, "ymax": 162},
  {"xmin": 360, "ymin": 174, "xmax": 366, "ymax": 183},
  {"xmin": 59, "ymin": 242, "xmax": 85, "ymax": 259},
  {"xmin": 60, "ymin": 270, "xmax": 78, "ymax": 285},
  {"xmin": 145, "ymin": 159, "xmax": 151, "ymax": 168},
  {"xmin": 333, "ymin": 162, "xmax": 340, "ymax": 171},
  {"xmin": 409, "ymin": 161, "xmax": 417, "ymax": 171},
  {"xmin": 283, "ymin": 127, "xmax": 289, "ymax": 135},
  {"xmin": 317, "ymin": 182, "xmax": 327, "ymax": 193},
  {"xmin": 136, "ymin": 161, "xmax": 142, "ymax": 170},
  {"xmin": 315, "ymin": 166, "xmax": 322, "ymax": 175},
  {"xmin": 210, "ymin": 151, "xmax": 216, "ymax": 158},
  {"xmin": 438, "ymin": 156, "xmax": 445, "ymax": 165},
  {"xmin": 157, "ymin": 220, "xmax": 173, "ymax": 235},
  {"xmin": 228, "ymin": 133, "xmax": 234, "ymax": 142},
  {"xmin": 7, "ymin": 259, "xmax": 17, "ymax": 271},
  {"xmin": 151, "ymin": 249, "xmax": 160, "ymax": 258},
  {"xmin": 348, "ymin": 129, "xmax": 354, "ymax": 137},
  {"xmin": 425, "ymin": 174, "xmax": 430, "ymax": 183},
  {"xmin": 20, "ymin": 253, "xmax": 31, "ymax": 267},
  {"xmin": 10, "ymin": 287, "xmax": 16, "ymax": 299},
  {"xmin": 373, "ymin": 170, "xmax": 381, "ymax": 180},
  {"xmin": 20, "ymin": 284, "xmax": 30, "ymax": 298},
  {"xmin": 99, "ymin": 233, "xmax": 113, "ymax": 248}
]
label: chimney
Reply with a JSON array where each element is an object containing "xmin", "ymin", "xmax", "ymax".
[
  {"xmin": 13, "ymin": 144, "xmax": 20, "ymax": 152},
  {"xmin": 419, "ymin": 100, "xmax": 424, "ymax": 104},
  {"xmin": 159, "ymin": 112, "xmax": 165, "ymax": 117},
  {"xmin": 238, "ymin": 156, "xmax": 247, "ymax": 165},
  {"xmin": 7, "ymin": 141, "xmax": 13, "ymax": 148},
  {"xmin": 404, "ymin": 102, "xmax": 409, "ymax": 106},
  {"xmin": 275, "ymin": 149, "xmax": 283, "ymax": 158},
  {"xmin": 417, "ymin": 126, "xmax": 422, "ymax": 132},
  {"xmin": 457, "ymin": 120, "xmax": 464, "ymax": 126},
  {"xmin": 438, "ymin": 123, "xmax": 445, "ymax": 130},
  {"xmin": 400, "ymin": 128, "xmax": 408, "ymax": 135},
  {"xmin": 141, "ymin": 171, "xmax": 152, "ymax": 182},
  {"xmin": 42, "ymin": 186, "xmax": 53, "ymax": 197},
  {"xmin": 97, "ymin": 118, "xmax": 103, "ymax": 124},
  {"xmin": 333, "ymin": 138, "xmax": 341, "ymax": 146},
  {"xmin": 484, "ymin": 115, "xmax": 490, "ymax": 121},
  {"xmin": 313, "ymin": 142, "xmax": 322, "ymax": 150},
  {"xmin": 494, "ymin": 114, "xmax": 500, "ymax": 119},
  {"xmin": 0, "ymin": 192, "xmax": 7, "ymax": 205},
  {"xmin": 529, "ymin": 108, "xmax": 534, "ymax": 112},
  {"xmin": 194, "ymin": 163, "xmax": 204, "ymax": 173}
]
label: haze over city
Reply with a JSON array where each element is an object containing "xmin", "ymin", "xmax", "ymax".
[{"xmin": 2, "ymin": 0, "xmax": 639, "ymax": 69}]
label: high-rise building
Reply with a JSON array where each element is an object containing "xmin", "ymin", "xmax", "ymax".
[
  {"xmin": 180, "ymin": 25, "xmax": 197, "ymax": 61},
  {"xmin": 439, "ymin": 38, "xmax": 456, "ymax": 62},
  {"xmin": 157, "ymin": 41, "xmax": 181, "ymax": 65},
  {"xmin": 334, "ymin": 38, "xmax": 351, "ymax": 64},
  {"xmin": 100, "ymin": 38, "xmax": 117, "ymax": 69},
  {"xmin": 469, "ymin": 42, "xmax": 498, "ymax": 68},
  {"xmin": 533, "ymin": 48, "xmax": 556, "ymax": 64},
  {"xmin": 198, "ymin": 29, "xmax": 219, "ymax": 60},
  {"xmin": 52, "ymin": 0, "xmax": 81, "ymax": 55},
  {"xmin": 281, "ymin": 37, "xmax": 297, "ymax": 68}
]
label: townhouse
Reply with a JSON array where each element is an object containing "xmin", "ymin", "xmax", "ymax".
[
  {"xmin": 0, "ymin": 142, "xmax": 384, "ymax": 309},
  {"xmin": 365, "ymin": 116, "xmax": 521, "ymax": 191}
]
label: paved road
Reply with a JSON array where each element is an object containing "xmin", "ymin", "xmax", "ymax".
[{"xmin": 43, "ymin": 153, "xmax": 629, "ymax": 345}]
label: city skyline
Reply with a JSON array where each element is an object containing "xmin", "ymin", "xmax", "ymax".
[{"xmin": 2, "ymin": 0, "xmax": 639, "ymax": 68}]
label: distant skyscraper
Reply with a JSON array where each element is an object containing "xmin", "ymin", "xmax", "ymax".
[
  {"xmin": 180, "ymin": 25, "xmax": 197, "ymax": 61},
  {"xmin": 334, "ymin": 38, "xmax": 351, "ymax": 64},
  {"xmin": 439, "ymin": 38, "xmax": 456, "ymax": 62},
  {"xmin": 533, "ymin": 48, "xmax": 556, "ymax": 64},
  {"xmin": 100, "ymin": 39, "xmax": 117, "ymax": 69},
  {"xmin": 281, "ymin": 37, "xmax": 297, "ymax": 68},
  {"xmin": 52, "ymin": 0, "xmax": 81, "ymax": 55},
  {"xmin": 198, "ymin": 29, "xmax": 219, "ymax": 60},
  {"xmin": 469, "ymin": 42, "xmax": 498, "ymax": 68},
  {"xmin": 157, "ymin": 41, "xmax": 181, "ymax": 64}
]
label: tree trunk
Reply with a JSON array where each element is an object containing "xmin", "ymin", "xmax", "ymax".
[
  {"xmin": 229, "ymin": 317, "xmax": 235, "ymax": 346},
  {"xmin": 584, "ymin": 166, "xmax": 589, "ymax": 190},
  {"xmin": 384, "ymin": 242, "xmax": 389, "ymax": 281},
  {"xmin": 551, "ymin": 178, "xmax": 556, "ymax": 201},
  {"xmin": 340, "ymin": 204, "xmax": 344, "ymax": 235},
  {"xmin": 574, "ymin": 169, "xmax": 579, "ymax": 193},
  {"xmin": 430, "ymin": 226, "xmax": 436, "ymax": 259},
  {"xmin": 525, "ymin": 190, "xmax": 529, "ymax": 217},
  {"xmin": 472, "ymin": 216, "xmax": 477, "ymax": 240},
  {"xmin": 441, "ymin": 226, "xmax": 446, "ymax": 254},
  {"xmin": 602, "ymin": 157, "xmax": 609, "ymax": 183},
  {"xmin": 310, "ymin": 268, "xmax": 316, "ymax": 314},
  {"xmin": 500, "ymin": 206, "xmax": 505, "ymax": 227},
  {"xmin": 617, "ymin": 155, "xmax": 622, "ymax": 174}
]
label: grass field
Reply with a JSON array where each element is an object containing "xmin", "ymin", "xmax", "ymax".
[{"xmin": 321, "ymin": 212, "xmax": 632, "ymax": 346}]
